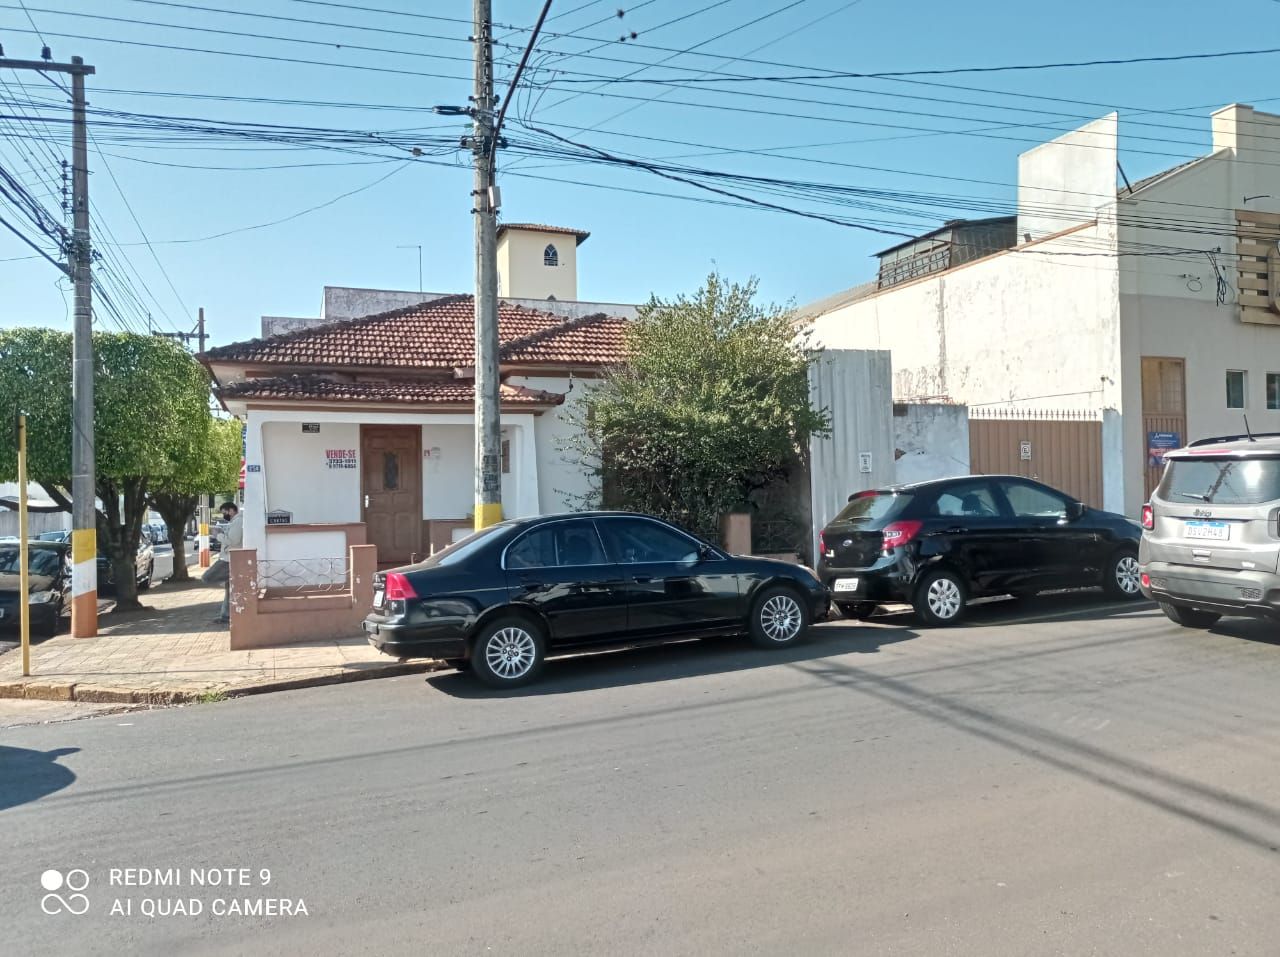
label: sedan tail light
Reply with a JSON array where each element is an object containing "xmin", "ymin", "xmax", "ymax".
[
  {"xmin": 1141, "ymin": 504, "xmax": 1154, "ymax": 530},
  {"xmin": 384, "ymin": 572, "xmax": 418, "ymax": 601},
  {"xmin": 882, "ymin": 520, "xmax": 924, "ymax": 552}
]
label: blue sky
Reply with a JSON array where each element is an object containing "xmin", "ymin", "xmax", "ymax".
[{"xmin": 2, "ymin": 0, "xmax": 1279, "ymax": 346}]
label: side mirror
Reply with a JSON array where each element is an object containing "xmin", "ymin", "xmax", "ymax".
[
  {"xmin": 699, "ymin": 543, "xmax": 716, "ymax": 562},
  {"xmin": 1066, "ymin": 501, "xmax": 1086, "ymax": 522}
]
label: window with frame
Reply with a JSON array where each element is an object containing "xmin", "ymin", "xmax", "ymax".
[
  {"xmin": 505, "ymin": 521, "xmax": 607, "ymax": 569},
  {"xmin": 543, "ymin": 244, "xmax": 559, "ymax": 267},
  {"xmin": 597, "ymin": 518, "xmax": 701, "ymax": 564},
  {"xmin": 929, "ymin": 482, "xmax": 1000, "ymax": 518},
  {"xmin": 1000, "ymin": 481, "xmax": 1068, "ymax": 519},
  {"xmin": 1267, "ymin": 373, "xmax": 1280, "ymax": 411},
  {"xmin": 1227, "ymin": 370, "xmax": 1248, "ymax": 410}
]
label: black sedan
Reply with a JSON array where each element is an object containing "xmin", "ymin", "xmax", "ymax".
[
  {"xmin": 364, "ymin": 511, "xmax": 830, "ymax": 687},
  {"xmin": 0, "ymin": 541, "xmax": 71, "ymax": 637},
  {"xmin": 37, "ymin": 529, "xmax": 155, "ymax": 592},
  {"xmin": 817, "ymin": 475, "xmax": 1143, "ymax": 626}
]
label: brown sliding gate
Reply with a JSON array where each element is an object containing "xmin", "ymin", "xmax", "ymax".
[{"xmin": 969, "ymin": 408, "xmax": 1104, "ymax": 507}]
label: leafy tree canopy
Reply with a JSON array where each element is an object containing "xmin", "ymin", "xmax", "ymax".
[{"xmin": 567, "ymin": 273, "xmax": 828, "ymax": 539}]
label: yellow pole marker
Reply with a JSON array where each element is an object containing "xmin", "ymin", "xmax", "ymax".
[
  {"xmin": 70, "ymin": 526, "xmax": 97, "ymax": 637},
  {"xmin": 474, "ymin": 501, "xmax": 503, "ymax": 530},
  {"xmin": 17, "ymin": 413, "xmax": 30, "ymax": 677}
]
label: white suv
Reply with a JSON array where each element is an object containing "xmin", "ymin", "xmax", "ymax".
[{"xmin": 1140, "ymin": 433, "xmax": 1280, "ymax": 628}]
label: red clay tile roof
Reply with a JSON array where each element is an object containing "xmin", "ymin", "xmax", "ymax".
[
  {"xmin": 205, "ymin": 294, "xmax": 627, "ymax": 370},
  {"xmin": 220, "ymin": 374, "xmax": 564, "ymax": 407},
  {"xmin": 497, "ymin": 223, "xmax": 590, "ymax": 244}
]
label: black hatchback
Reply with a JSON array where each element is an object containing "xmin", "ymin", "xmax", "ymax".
[
  {"xmin": 817, "ymin": 476, "xmax": 1143, "ymax": 626},
  {"xmin": 363, "ymin": 511, "xmax": 830, "ymax": 688}
]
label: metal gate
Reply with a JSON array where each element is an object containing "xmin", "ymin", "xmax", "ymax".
[{"xmin": 969, "ymin": 408, "xmax": 1104, "ymax": 507}]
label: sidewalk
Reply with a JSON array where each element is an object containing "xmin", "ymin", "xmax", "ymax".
[{"xmin": 0, "ymin": 579, "xmax": 436, "ymax": 703}]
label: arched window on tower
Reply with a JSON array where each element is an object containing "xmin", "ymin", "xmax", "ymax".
[{"xmin": 543, "ymin": 244, "xmax": 559, "ymax": 267}]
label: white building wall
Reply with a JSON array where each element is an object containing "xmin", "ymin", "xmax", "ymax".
[
  {"xmin": 507, "ymin": 375, "xmax": 594, "ymax": 514},
  {"xmin": 892, "ymin": 404, "xmax": 970, "ymax": 485},
  {"xmin": 1017, "ymin": 113, "xmax": 1118, "ymax": 241},
  {"xmin": 243, "ymin": 409, "xmax": 541, "ymax": 561},
  {"xmin": 808, "ymin": 224, "xmax": 1122, "ymax": 412}
]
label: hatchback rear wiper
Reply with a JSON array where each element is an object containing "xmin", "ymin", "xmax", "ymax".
[{"xmin": 1176, "ymin": 492, "xmax": 1210, "ymax": 501}]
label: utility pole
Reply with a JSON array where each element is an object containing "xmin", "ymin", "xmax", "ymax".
[
  {"xmin": 471, "ymin": 0, "xmax": 502, "ymax": 530},
  {"xmin": 197, "ymin": 306, "xmax": 207, "ymax": 354},
  {"xmin": 1, "ymin": 52, "xmax": 99, "ymax": 636},
  {"xmin": 69, "ymin": 56, "xmax": 97, "ymax": 637}
]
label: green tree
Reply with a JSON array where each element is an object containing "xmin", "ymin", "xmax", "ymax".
[
  {"xmin": 148, "ymin": 416, "xmax": 242, "ymax": 582},
  {"xmin": 564, "ymin": 273, "xmax": 829, "ymax": 540},
  {"xmin": 0, "ymin": 328, "xmax": 212, "ymax": 610}
]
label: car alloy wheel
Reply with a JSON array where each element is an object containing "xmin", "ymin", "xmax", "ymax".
[
  {"xmin": 483, "ymin": 626, "xmax": 538, "ymax": 680},
  {"xmin": 1114, "ymin": 555, "xmax": 1141, "ymax": 595},
  {"xmin": 759, "ymin": 593, "xmax": 803, "ymax": 642},
  {"xmin": 926, "ymin": 577, "xmax": 963, "ymax": 620}
]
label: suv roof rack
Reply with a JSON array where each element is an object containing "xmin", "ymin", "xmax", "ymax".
[{"xmin": 1188, "ymin": 432, "xmax": 1280, "ymax": 447}]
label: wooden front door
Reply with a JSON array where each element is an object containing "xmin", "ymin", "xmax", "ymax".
[
  {"xmin": 361, "ymin": 425, "xmax": 422, "ymax": 566},
  {"xmin": 1140, "ymin": 357, "xmax": 1187, "ymax": 500}
]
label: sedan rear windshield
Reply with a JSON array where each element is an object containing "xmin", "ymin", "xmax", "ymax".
[
  {"xmin": 831, "ymin": 492, "xmax": 913, "ymax": 525},
  {"xmin": 1160, "ymin": 458, "xmax": 1280, "ymax": 505}
]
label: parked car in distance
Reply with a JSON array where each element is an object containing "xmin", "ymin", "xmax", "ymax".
[
  {"xmin": 364, "ymin": 511, "xmax": 830, "ymax": 688},
  {"xmin": 1141, "ymin": 432, "xmax": 1280, "ymax": 628},
  {"xmin": 818, "ymin": 476, "xmax": 1143, "ymax": 626},
  {"xmin": 98, "ymin": 535, "xmax": 155, "ymax": 593},
  {"xmin": 38, "ymin": 528, "xmax": 156, "ymax": 591},
  {"xmin": 0, "ymin": 540, "xmax": 71, "ymax": 637}
]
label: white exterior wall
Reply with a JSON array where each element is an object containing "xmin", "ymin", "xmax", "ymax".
[
  {"xmin": 497, "ymin": 230, "xmax": 578, "ymax": 300},
  {"xmin": 242, "ymin": 409, "xmax": 540, "ymax": 561},
  {"xmin": 892, "ymin": 404, "xmax": 971, "ymax": 485},
  {"xmin": 808, "ymin": 224, "xmax": 1122, "ymax": 411},
  {"xmin": 1017, "ymin": 113, "xmax": 1119, "ymax": 241},
  {"xmin": 506, "ymin": 375, "xmax": 594, "ymax": 514},
  {"xmin": 808, "ymin": 350, "xmax": 895, "ymax": 557}
]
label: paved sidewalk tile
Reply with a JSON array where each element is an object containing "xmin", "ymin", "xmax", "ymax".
[{"xmin": 0, "ymin": 579, "xmax": 437, "ymax": 702}]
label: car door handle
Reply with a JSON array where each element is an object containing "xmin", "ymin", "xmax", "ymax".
[
  {"xmin": 944, "ymin": 527, "xmax": 968, "ymax": 534},
  {"xmin": 631, "ymin": 575, "xmax": 653, "ymax": 584}
]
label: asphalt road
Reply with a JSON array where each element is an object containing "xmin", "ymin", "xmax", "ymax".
[{"xmin": 4, "ymin": 593, "xmax": 1280, "ymax": 956}]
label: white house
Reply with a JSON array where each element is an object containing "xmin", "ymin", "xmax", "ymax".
[
  {"xmin": 802, "ymin": 104, "xmax": 1280, "ymax": 517},
  {"xmin": 206, "ymin": 296, "xmax": 625, "ymax": 570}
]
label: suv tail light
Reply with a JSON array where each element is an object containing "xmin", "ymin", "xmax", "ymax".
[
  {"xmin": 1141, "ymin": 504, "xmax": 1154, "ymax": 530},
  {"xmin": 882, "ymin": 520, "xmax": 924, "ymax": 552},
  {"xmin": 818, "ymin": 530, "xmax": 828, "ymax": 556},
  {"xmin": 384, "ymin": 572, "xmax": 418, "ymax": 601}
]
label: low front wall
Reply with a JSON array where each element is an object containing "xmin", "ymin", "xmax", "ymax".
[{"xmin": 228, "ymin": 544, "xmax": 377, "ymax": 650}]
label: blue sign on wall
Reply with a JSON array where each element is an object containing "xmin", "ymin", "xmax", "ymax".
[{"xmin": 1148, "ymin": 431, "xmax": 1181, "ymax": 467}]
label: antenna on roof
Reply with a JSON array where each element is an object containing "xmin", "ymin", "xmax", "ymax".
[{"xmin": 1245, "ymin": 415, "xmax": 1256, "ymax": 441}]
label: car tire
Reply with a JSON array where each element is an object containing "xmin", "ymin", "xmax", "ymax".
[
  {"xmin": 836, "ymin": 600, "xmax": 878, "ymax": 620},
  {"xmin": 1103, "ymin": 549, "xmax": 1142, "ymax": 601},
  {"xmin": 1159, "ymin": 603, "xmax": 1221, "ymax": 629},
  {"xmin": 914, "ymin": 568, "xmax": 968, "ymax": 627},
  {"xmin": 445, "ymin": 657, "xmax": 471, "ymax": 672},
  {"xmin": 749, "ymin": 585, "xmax": 811, "ymax": 648},
  {"xmin": 470, "ymin": 616, "xmax": 546, "ymax": 688}
]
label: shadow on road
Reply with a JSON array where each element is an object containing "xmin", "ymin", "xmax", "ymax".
[
  {"xmin": 1207, "ymin": 617, "xmax": 1280, "ymax": 647},
  {"xmin": 869, "ymin": 591, "xmax": 1155, "ymax": 629},
  {"xmin": 427, "ymin": 622, "xmax": 919, "ymax": 698},
  {"xmin": 0, "ymin": 745, "xmax": 80, "ymax": 811}
]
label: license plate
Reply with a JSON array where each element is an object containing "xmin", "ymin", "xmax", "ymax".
[
  {"xmin": 1184, "ymin": 520, "xmax": 1229, "ymax": 541},
  {"xmin": 373, "ymin": 588, "xmax": 384, "ymax": 607},
  {"xmin": 832, "ymin": 578, "xmax": 860, "ymax": 593}
]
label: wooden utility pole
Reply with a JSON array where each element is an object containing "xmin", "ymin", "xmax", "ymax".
[
  {"xmin": 1, "ymin": 53, "xmax": 98, "ymax": 636},
  {"xmin": 471, "ymin": 0, "xmax": 502, "ymax": 530}
]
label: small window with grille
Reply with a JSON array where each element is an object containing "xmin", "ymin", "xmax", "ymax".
[{"xmin": 543, "ymin": 244, "xmax": 558, "ymax": 266}]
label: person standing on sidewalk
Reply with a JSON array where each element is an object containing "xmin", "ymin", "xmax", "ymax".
[{"xmin": 212, "ymin": 502, "xmax": 241, "ymax": 624}]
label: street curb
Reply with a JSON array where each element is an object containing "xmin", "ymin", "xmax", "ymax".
[{"xmin": 0, "ymin": 660, "xmax": 444, "ymax": 704}]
